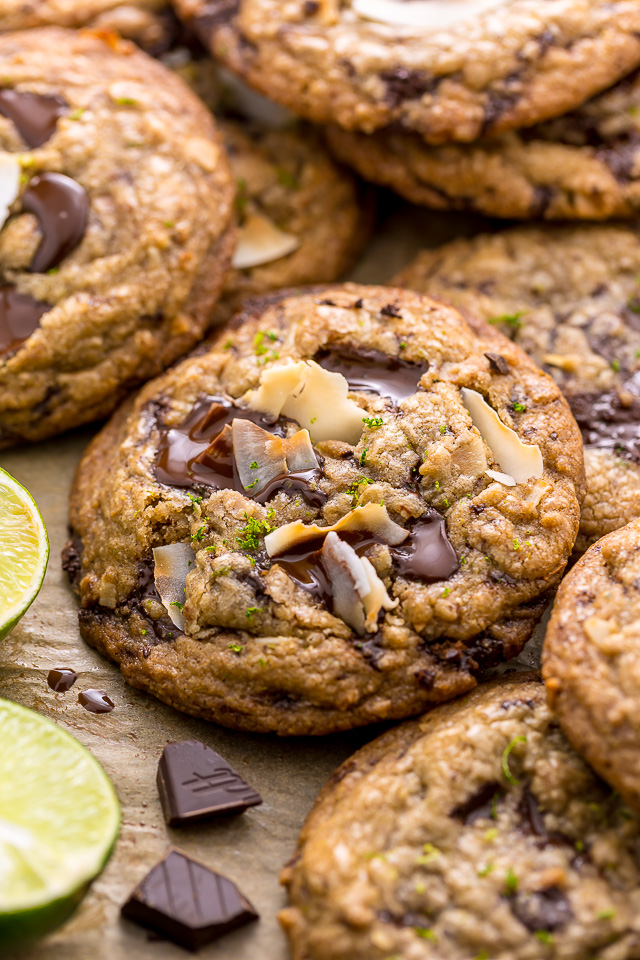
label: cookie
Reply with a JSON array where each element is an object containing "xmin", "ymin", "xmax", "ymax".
[
  {"xmin": 395, "ymin": 224, "xmax": 640, "ymax": 553},
  {"xmin": 65, "ymin": 283, "xmax": 583, "ymax": 735},
  {"xmin": 175, "ymin": 0, "xmax": 640, "ymax": 145},
  {"xmin": 327, "ymin": 66, "xmax": 640, "ymax": 220},
  {"xmin": 544, "ymin": 518, "xmax": 640, "ymax": 811},
  {"xmin": 0, "ymin": 28, "xmax": 234, "ymax": 446},
  {"xmin": 0, "ymin": 1, "xmax": 176, "ymax": 53},
  {"xmin": 164, "ymin": 52, "xmax": 371, "ymax": 321},
  {"xmin": 281, "ymin": 678, "xmax": 640, "ymax": 960}
]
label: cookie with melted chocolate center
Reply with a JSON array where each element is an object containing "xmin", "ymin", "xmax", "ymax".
[
  {"xmin": 395, "ymin": 224, "xmax": 640, "ymax": 554},
  {"xmin": 544, "ymin": 518, "xmax": 640, "ymax": 811},
  {"xmin": 327, "ymin": 67, "xmax": 640, "ymax": 221},
  {"xmin": 0, "ymin": 28, "xmax": 235, "ymax": 446},
  {"xmin": 66, "ymin": 283, "xmax": 583, "ymax": 735},
  {"xmin": 174, "ymin": 0, "xmax": 640, "ymax": 145},
  {"xmin": 281, "ymin": 679, "xmax": 640, "ymax": 960}
]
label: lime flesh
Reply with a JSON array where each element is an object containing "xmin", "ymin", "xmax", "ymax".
[
  {"xmin": 0, "ymin": 468, "xmax": 49, "ymax": 641},
  {"xmin": 0, "ymin": 699, "xmax": 120, "ymax": 945}
]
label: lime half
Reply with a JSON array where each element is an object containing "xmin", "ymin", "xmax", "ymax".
[
  {"xmin": 0, "ymin": 468, "xmax": 49, "ymax": 641},
  {"xmin": 0, "ymin": 699, "xmax": 121, "ymax": 945}
]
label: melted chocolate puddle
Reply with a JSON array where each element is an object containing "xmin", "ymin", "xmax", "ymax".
[
  {"xmin": 47, "ymin": 668, "xmax": 78, "ymax": 692},
  {"xmin": 315, "ymin": 346, "xmax": 429, "ymax": 402},
  {"xmin": 254, "ymin": 469, "xmax": 327, "ymax": 508},
  {"xmin": 390, "ymin": 512, "xmax": 459, "ymax": 581},
  {"xmin": 0, "ymin": 90, "xmax": 67, "ymax": 147},
  {"xmin": 0, "ymin": 285, "xmax": 50, "ymax": 355},
  {"xmin": 78, "ymin": 689, "xmax": 115, "ymax": 714},
  {"xmin": 570, "ymin": 388, "xmax": 640, "ymax": 463},
  {"xmin": 23, "ymin": 173, "xmax": 88, "ymax": 273}
]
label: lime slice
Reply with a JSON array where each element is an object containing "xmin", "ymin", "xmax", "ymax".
[
  {"xmin": 0, "ymin": 468, "xmax": 49, "ymax": 641},
  {"xmin": 0, "ymin": 698, "xmax": 120, "ymax": 945}
]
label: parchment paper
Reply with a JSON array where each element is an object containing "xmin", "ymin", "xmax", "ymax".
[{"xmin": 0, "ymin": 201, "xmax": 521, "ymax": 960}]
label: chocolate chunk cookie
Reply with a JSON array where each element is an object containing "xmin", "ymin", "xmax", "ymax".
[
  {"xmin": 175, "ymin": 0, "xmax": 640, "ymax": 145},
  {"xmin": 66, "ymin": 284, "xmax": 583, "ymax": 735},
  {"xmin": 327, "ymin": 66, "xmax": 640, "ymax": 220},
  {"xmin": 0, "ymin": 28, "xmax": 234, "ymax": 446},
  {"xmin": 395, "ymin": 224, "xmax": 640, "ymax": 553},
  {"xmin": 164, "ymin": 52, "xmax": 371, "ymax": 321},
  {"xmin": 0, "ymin": 0, "xmax": 176, "ymax": 53},
  {"xmin": 544, "ymin": 518, "xmax": 640, "ymax": 811},
  {"xmin": 281, "ymin": 678, "xmax": 640, "ymax": 960}
]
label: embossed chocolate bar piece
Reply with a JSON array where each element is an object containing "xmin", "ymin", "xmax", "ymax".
[
  {"xmin": 121, "ymin": 847, "xmax": 259, "ymax": 951},
  {"xmin": 157, "ymin": 740, "xmax": 262, "ymax": 826}
]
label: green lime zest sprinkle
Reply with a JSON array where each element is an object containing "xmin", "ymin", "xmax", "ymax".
[
  {"xmin": 440, "ymin": 424, "xmax": 447, "ymax": 434},
  {"xmin": 512, "ymin": 401, "xmax": 526, "ymax": 412},
  {"xmin": 250, "ymin": 461, "xmax": 258, "ymax": 469},
  {"xmin": 488, "ymin": 311, "xmax": 524, "ymax": 328},
  {"xmin": 505, "ymin": 867, "xmax": 518, "ymax": 895},
  {"xmin": 359, "ymin": 448, "xmax": 368, "ymax": 466},
  {"xmin": 477, "ymin": 861, "xmax": 494, "ymax": 877},
  {"xmin": 611, "ymin": 359, "xmax": 621, "ymax": 372},
  {"xmin": 115, "ymin": 96, "xmax": 137, "ymax": 105},
  {"xmin": 441, "ymin": 587, "xmax": 450, "ymax": 598},
  {"xmin": 362, "ymin": 416, "xmax": 384, "ymax": 428},
  {"xmin": 228, "ymin": 643, "xmax": 244, "ymax": 652},
  {"xmin": 68, "ymin": 107, "xmax": 85, "ymax": 120},
  {"xmin": 502, "ymin": 736, "xmax": 527, "ymax": 786},
  {"xmin": 534, "ymin": 931, "xmax": 553, "ymax": 945},
  {"xmin": 244, "ymin": 480, "xmax": 257, "ymax": 490},
  {"xmin": 245, "ymin": 607, "xmax": 260, "ymax": 620},
  {"xmin": 191, "ymin": 524, "xmax": 206, "ymax": 542},
  {"xmin": 597, "ymin": 908, "xmax": 615, "ymax": 920},
  {"xmin": 169, "ymin": 601, "xmax": 184, "ymax": 612},
  {"xmin": 415, "ymin": 928, "xmax": 437, "ymax": 942},
  {"xmin": 415, "ymin": 842, "xmax": 440, "ymax": 865},
  {"xmin": 236, "ymin": 515, "xmax": 273, "ymax": 550}
]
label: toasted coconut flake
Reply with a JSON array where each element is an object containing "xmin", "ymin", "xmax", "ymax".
[
  {"xmin": 461, "ymin": 388, "xmax": 543, "ymax": 484},
  {"xmin": 0, "ymin": 152, "xmax": 19, "ymax": 230},
  {"xmin": 232, "ymin": 419, "xmax": 287, "ymax": 492},
  {"xmin": 352, "ymin": 0, "xmax": 503, "ymax": 28},
  {"xmin": 283, "ymin": 429, "xmax": 319, "ymax": 472},
  {"xmin": 360, "ymin": 555, "xmax": 397, "ymax": 629},
  {"xmin": 322, "ymin": 532, "xmax": 368, "ymax": 634},
  {"xmin": 485, "ymin": 468, "xmax": 516, "ymax": 486},
  {"xmin": 247, "ymin": 360, "xmax": 364, "ymax": 444},
  {"xmin": 232, "ymin": 212, "xmax": 300, "ymax": 270},
  {"xmin": 265, "ymin": 502, "xmax": 407, "ymax": 557},
  {"xmin": 152, "ymin": 542, "xmax": 196, "ymax": 630}
]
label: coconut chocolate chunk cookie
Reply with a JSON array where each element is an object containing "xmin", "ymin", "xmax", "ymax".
[
  {"xmin": 163, "ymin": 53, "xmax": 371, "ymax": 321},
  {"xmin": 175, "ymin": 0, "xmax": 640, "ymax": 145},
  {"xmin": 65, "ymin": 284, "xmax": 583, "ymax": 735},
  {"xmin": 395, "ymin": 224, "xmax": 640, "ymax": 554},
  {"xmin": 281, "ymin": 678, "xmax": 640, "ymax": 960},
  {"xmin": 0, "ymin": 28, "xmax": 234, "ymax": 446},
  {"xmin": 327, "ymin": 65, "xmax": 640, "ymax": 221},
  {"xmin": 544, "ymin": 518, "xmax": 640, "ymax": 812}
]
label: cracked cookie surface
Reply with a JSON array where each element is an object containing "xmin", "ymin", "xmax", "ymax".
[
  {"xmin": 395, "ymin": 224, "xmax": 640, "ymax": 553},
  {"xmin": 327, "ymin": 66, "xmax": 640, "ymax": 220},
  {"xmin": 66, "ymin": 284, "xmax": 582, "ymax": 735},
  {"xmin": 544, "ymin": 518, "xmax": 640, "ymax": 812},
  {"xmin": 175, "ymin": 0, "xmax": 640, "ymax": 145},
  {"xmin": 281, "ymin": 678, "xmax": 640, "ymax": 960},
  {"xmin": 0, "ymin": 28, "xmax": 235, "ymax": 446}
]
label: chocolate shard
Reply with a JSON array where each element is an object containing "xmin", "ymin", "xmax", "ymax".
[
  {"xmin": 157, "ymin": 740, "xmax": 262, "ymax": 826},
  {"xmin": 121, "ymin": 847, "xmax": 259, "ymax": 951}
]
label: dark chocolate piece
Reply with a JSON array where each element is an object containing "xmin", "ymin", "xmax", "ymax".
[
  {"xmin": 254, "ymin": 468, "xmax": 327, "ymax": 508},
  {"xmin": 121, "ymin": 847, "xmax": 259, "ymax": 951},
  {"xmin": 0, "ymin": 89, "xmax": 67, "ymax": 147},
  {"xmin": 452, "ymin": 782, "xmax": 504, "ymax": 824},
  {"xmin": 47, "ymin": 668, "xmax": 78, "ymax": 692},
  {"xmin": 157, "ymin": 740, "xmax": 262, "ymax": 826},
  {"xmin": 569, "ymin": 389, "xmax": 640, "ymax": 464},
  {"xmin": 390, "ymin": 512, "xmax": 459, "ymax": 582},
  {"xmin": 0, "ymin": 284, "xmax": 50, "ymax": 355},
  {"xmin": 22, "ymin": 172, "xmax": 89, "ymax": 273},
  {"xmin": 511, "ymin": 886, "xmax": 572, "ymax": 932},
  {"xmin": 78, "ymin": 689, "xmax": 115, "ymax": 713},
  {"xmin": 314, "ymin": 346, "xmax": 429, "ymax": 403},
  {"xmin": 484, "ymin": 352, "xmax": 510, "ymax": 374}
]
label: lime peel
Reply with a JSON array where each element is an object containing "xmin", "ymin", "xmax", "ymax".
[{"xmin": 0, "ymin": 468, "xmax": 49, "ymax": 640}]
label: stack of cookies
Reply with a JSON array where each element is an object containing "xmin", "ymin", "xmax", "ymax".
[{"xmin": 2, "ymin": 2, "xmax": 640, "ymax": 958}]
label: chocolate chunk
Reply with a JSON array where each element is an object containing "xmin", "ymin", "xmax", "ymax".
[
  {"xmin": 390, "ymin": 512, "xmax": 459, "ymax": 582},
  {"xmin": 484, "ymin": 352, "xmax": 510, "ymax": 375},
  {"xmin": 0, "ymin": 284, "xmax": 50, "ymax": 355},
  {"xmin": 512, "ymin": 886, "xmax": 572, "ymax": 932},
  {"xmin": 121, "ymin": 847, "xmax": 259, "ymax": 951},
  {"xmin": 315, "ymin": 346, "xmax": 429, "ymax": 403},
  {"xmin": 0, "ymin": 89, "xmax": 67, "ymax": 147},
  {"xmin": 379, "ymin": 67, "xmax": 435, "ymax": 108},
  {"xmin": 22, "ymin": 172, "xmax": 89, "ymax": 273},
  {"xmin": 452, "ymin": 781, "xmax": 504, "ymax": 824},
  {"xmin": 78, "ymin": 689, "xmax": 115, "ymax": 713},
  {"xmin": 47, "ymin": 668, "xmax": 78, "ymax": 692},
  {"xmin": 157, "ymin": 740, "xmax": 262, "ymax": 826}
]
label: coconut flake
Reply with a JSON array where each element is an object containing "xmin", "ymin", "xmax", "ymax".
[
  {"xmin": 321, "ymin": 533, "xmax": 397, "ymax": 635},
  {"xmin": 352, "ymin": 0, "xmax": 504, "ymax": 29},
  {"xmin": 360, "ymin": 555, "xmax": 397, "ymax": 629},
  {"xmin": 0, "ymin": 152, "xmax": 20, "ymax": 231},
  {"xmin": 232, "ymin": 419, "xmax": 287, "ymax": 492},
  {"xmin": 265, "ymin": 502, "xmax": 407, "ymax": 557},
  {"xmin": 218, "ymin": 66, "xmax": 295, "ymax": 128},
  {"xmin": 232, "ymin": 212, "xmax": 300, "ymax": 270},
  {"xmin": 152, "ymin": 542, "xmax": 196, "ymax": 630},
  {"xmin": 461, "ymin": 388, "xmax": 543, "ymax": 484},
  {"xmin": 485, "ymin": 468, "xmax": 516, "ymax": 487},
  {"xmin": 247, "ymin": 360, "xmax": 364, "ymax": 444},
  {"xmin": 283, "ymin": 429, "xmax": 319, "ymax": 472}
]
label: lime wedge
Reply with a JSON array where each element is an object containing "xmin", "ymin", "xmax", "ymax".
[
  {"xmin": 0, "ymin": 468, "xmax": 49, "ymax": 641},
  {"xmin": 0, "ymin": 698, "xmax": 120, "ymax": 945}
]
